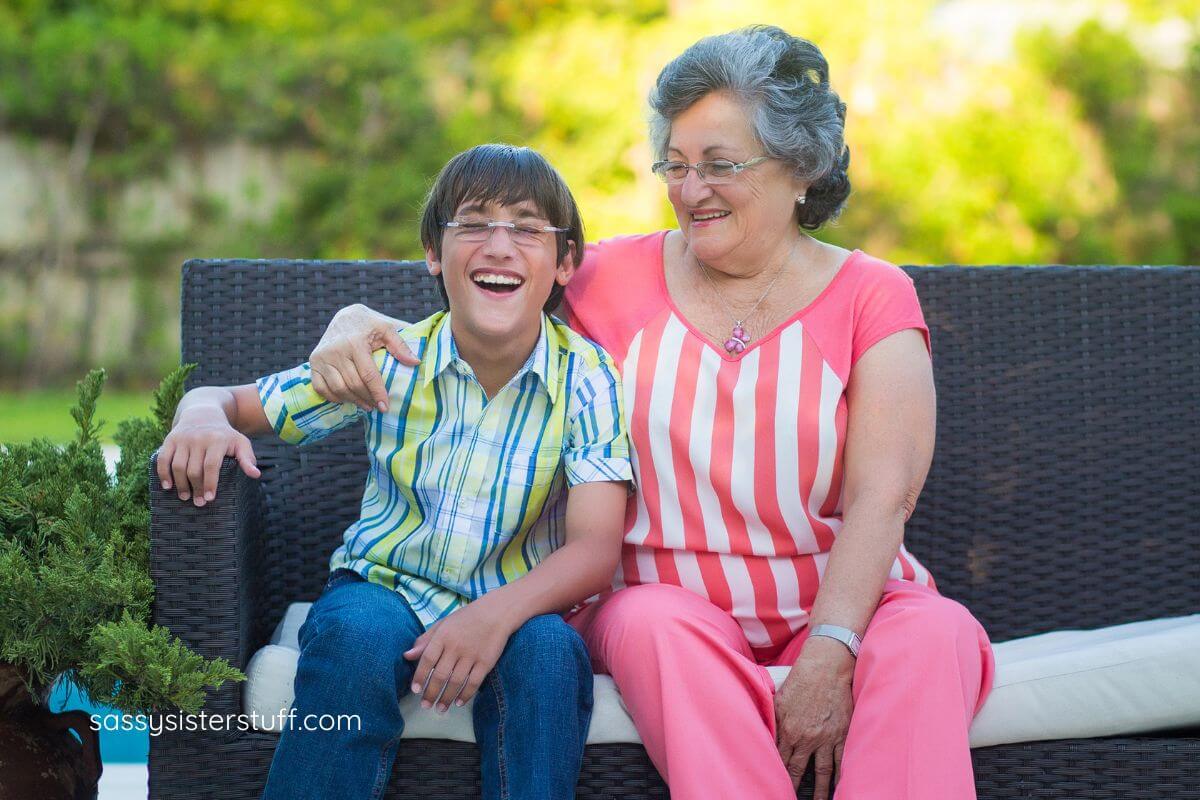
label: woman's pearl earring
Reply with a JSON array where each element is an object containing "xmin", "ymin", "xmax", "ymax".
[{"xmin": 796, "ymin": 195, "xmax": 806, "ymax": 204}]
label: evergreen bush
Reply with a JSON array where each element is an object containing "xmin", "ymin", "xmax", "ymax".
[{"xmin": 0, "ymin": 366, "xmax": 244, "ymax": 715}]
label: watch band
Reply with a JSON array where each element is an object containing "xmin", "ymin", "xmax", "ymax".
[{"xmin": 809, "ymin": 624, "xmax": 862, "ymax": 657}]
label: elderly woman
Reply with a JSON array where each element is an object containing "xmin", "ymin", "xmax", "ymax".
[{"xmin": 307, "ymin": 25, "xmax": 994, "ymax": 800}]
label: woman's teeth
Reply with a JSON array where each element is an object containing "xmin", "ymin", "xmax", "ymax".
[{"xmin": 693, "ymin": 211, "xmax": 729, "ymax": 221}]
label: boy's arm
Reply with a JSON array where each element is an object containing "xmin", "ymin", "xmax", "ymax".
[
  {"xmin": 406, "ymin": 351, "xmax": 633, "ymax": 712},
  {"xmin": 172, "ymin": 384, "xmax": 273, "ymax": 435},
  {"xmin": 472, "ymin": 480, "xmax": 627, "ymax": 622},
  {"xmin": 158, "ymin": 385, "xmax": 269, "ymax": 505},
  {"xmin": 404, "ymin": 480, "xmax": 628, "ymax": 712},
  {"xmin": 160, "ymin": 348, "xmax": 390, "ymax": 506}
]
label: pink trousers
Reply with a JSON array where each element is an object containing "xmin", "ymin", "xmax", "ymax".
[{"xmin": 568, "ymin": 579, "xmax": 995, "ymax": 800}]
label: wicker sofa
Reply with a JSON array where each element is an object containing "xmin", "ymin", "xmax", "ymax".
[{"xmin": 148, "ymin": 258, "xmax": 1200, "ymax": 799}]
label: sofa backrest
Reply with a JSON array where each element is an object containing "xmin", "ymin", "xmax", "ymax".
[{"xmin": 181, "ymin": 258, "xmax": 1200, "ymax": 645}]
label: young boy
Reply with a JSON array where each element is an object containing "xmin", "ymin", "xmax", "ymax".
[{"xmin": 157, "ymin": 144, "xmax": 632, "ymax": 800}]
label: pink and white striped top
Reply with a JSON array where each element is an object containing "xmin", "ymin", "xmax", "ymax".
[{"xmin": 565, "ymin": 232, "xmax": 937, "ymax": 658}]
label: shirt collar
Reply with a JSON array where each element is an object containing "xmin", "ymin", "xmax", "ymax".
[
  {"xmin": 531, "ymin": 314, "xmax": 560, "ymax": 396},
  {"xmin": 420, "ymin": 311, "xmax": 558, "ymax": 397},
  {"xmin": 416, "ymin": 311, "xmax": 455, "ymax": 386}
]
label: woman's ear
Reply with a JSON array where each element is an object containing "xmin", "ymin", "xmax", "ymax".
[
  {"xmin": 555, "ymin": 240, "xmax": 578, "ymax": 286},
  {"xmin": 425, "ymin": 247, "xmax": 441, "ymax": 276}
]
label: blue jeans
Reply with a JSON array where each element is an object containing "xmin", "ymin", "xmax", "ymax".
[{"xmin": 261, "ymin": 569, "xmax": 594, "ymax": 800}]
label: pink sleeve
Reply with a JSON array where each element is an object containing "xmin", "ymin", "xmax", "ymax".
[
  {"xmin": 850, "ymin": 263, "xmax": 932, "ymax": 367},
  {"xmin": 562, "ymin": 233, "xmax": 668, "ymax": 363},
  {"xmin": 563, "ymin": 242, "xmax": 600, "ymax": 340}
]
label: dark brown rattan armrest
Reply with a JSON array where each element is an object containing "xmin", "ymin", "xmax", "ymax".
[{"xmin": 149, "ymin": 452, "xmax": 267, "ymax": 717}]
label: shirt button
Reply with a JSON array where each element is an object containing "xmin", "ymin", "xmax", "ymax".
[{"xmin": 457, "ymin": 496, "xmax": 471, "ymax": 510}]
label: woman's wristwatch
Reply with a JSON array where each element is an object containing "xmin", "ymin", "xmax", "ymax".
[{"xmin": 809, "ymin": 624, "xmax": 862, "ymax": 657}]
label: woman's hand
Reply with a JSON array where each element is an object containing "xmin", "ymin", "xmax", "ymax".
[
  {"xmin": 403, "ymin": 596, "xmax": 516, "ymax": 713},
  {"xmin": 309, "ymin": 303, "xmax": 418, "ymax": 412},
  {"xmin": 774, "ymin": 638, "xmax": 856, "ymax": 800}
]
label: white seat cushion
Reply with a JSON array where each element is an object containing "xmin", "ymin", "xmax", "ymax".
[
  {"xmin": 243, "ymin": 603, "xmax": 1200, "ymax": 747},
  {"xmin": 968, "ymin": 613, "xmax": 1200, "ymax": 746},
  {"xmin": 244, "ymin": 603, "xmax": 637, "ymax": 743}
]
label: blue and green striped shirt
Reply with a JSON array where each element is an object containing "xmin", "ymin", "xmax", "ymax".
[{"xmin": 256, "ymin": 310, "xmax": 631, "ymax": 627}]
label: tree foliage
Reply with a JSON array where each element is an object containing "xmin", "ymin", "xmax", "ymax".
[{"xmin": 0, "ymin": 1, "xmax": 1196, "ymax": 385}]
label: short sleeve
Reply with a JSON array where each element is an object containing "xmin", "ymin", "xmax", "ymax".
[
  {"xmin": 564, "ymin": 352, "xmax": 634, "ymax": 487},
  {"xmin": 850, "ymin": 264, "xmax": 932, "ymax": 367},
  {"xmin": 562, "ymin": 242, "xmax": 600, "ymax": 340},
  {"xmin": 256, "ymin": 361, "xmax": 366, "ymax": 445},
  {"xmin": 561, "ymin": 233, "xmax": 670, "ymax": 364}
]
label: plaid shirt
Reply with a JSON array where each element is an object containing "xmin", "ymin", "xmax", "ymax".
[{"xmin": 256, "ymin": 310, "xmax": 631, "ymax": 627}]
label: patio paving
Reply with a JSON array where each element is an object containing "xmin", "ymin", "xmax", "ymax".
[{"xmin": 99, "ymin": 764, "xmax": 147, "ymax": 800}]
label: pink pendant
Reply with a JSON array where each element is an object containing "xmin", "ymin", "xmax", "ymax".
[{"xmin": 725, "ymin": 324, "xmax": 750, "ymax": 355}]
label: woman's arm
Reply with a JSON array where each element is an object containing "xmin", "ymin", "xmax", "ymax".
[
  {"xmin": 308, "ymin": 240, "xmax": 594, "ymax": 410},
  {"xmin": 308, "ymin": 304, "xmax": 417, "ymax": 411},
  {"xmin": 774, "ymin": 326, "xmax": 936, "ymax": 800},
  {"xmin": 807, "ymin": 323, "xmax": 936, "ymax": 652}
]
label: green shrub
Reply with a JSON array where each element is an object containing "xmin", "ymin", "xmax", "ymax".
[{"xmin": 0, "ymin": 365, "xmax": 244, "ymax": 714}]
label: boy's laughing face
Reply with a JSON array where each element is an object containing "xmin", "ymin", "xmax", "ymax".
[{"xmin": 426, "ymin": 198, "xmax": 575, "ymax": 345}]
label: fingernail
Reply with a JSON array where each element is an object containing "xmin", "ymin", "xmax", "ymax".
[
  {"xmin": 455, "ymin": 700, "xmax": 464, "ymax": 707},
  {"xmin": 180, "ymin": 492, "xmax": 190, "ymax": 500},
  {"xmin": 437, "ymin": 704, "xmax": 447, "ymax": 713},
  {"xmin": 377, "ymin": 402, "xmax": 387, "ymax": 412},
  {"xmin": 411, "ymin": 683, "xmax": 420, "ymax": 693},
  {"xmin": 194, "ymin": 498, "xmax": 205, "ymax": 507},
  {"xmin": 163, "ymin": 481, "xmax": 171, "ymax": 489},
  {"xmin": 205, "ymin": 492, "xmax": 214, "ymax": 501},
  {"xmin": 421, "ymin": 700, "xmax": 431, "ymax": 709}
]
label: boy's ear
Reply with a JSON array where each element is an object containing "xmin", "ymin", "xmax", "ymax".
[
  {"xmin": 555, "ymin": 240, "xmax": 578, "ymax": 286},
  {"xmin": 425, "ymin": 246, "xmax": 441, "ymax": 276}
]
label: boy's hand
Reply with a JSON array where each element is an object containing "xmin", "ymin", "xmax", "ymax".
[
  {"xmin": 157, "ymin": 408, "xmax": 261, "ymax": 506},
  {"xmin": 404, "ymin": 597, "xmax": 515, "ymax": 713}
]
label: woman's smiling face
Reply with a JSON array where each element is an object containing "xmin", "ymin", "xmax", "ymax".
[{"xmin": 665, "ymin": 91, "xmax": 807, "ymax": 270}]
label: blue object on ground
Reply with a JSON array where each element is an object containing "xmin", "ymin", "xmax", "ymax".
[{"xmin": 49, "ymin": 677, "xmax": 149, "ymax": 764}]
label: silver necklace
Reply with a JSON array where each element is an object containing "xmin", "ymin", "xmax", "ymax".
[{"xmin": 695, "ymin": 240, "xmax": 799, "ymax": 355}]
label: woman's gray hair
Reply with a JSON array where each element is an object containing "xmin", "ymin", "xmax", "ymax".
[{"xmin": 649, "ymin": 25, "xmax": 851, "ymax": 230}]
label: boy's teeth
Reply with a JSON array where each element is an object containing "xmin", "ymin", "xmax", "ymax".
[{"xmin": 472, "ymin": 274, "xmax": 523, "ymax": 286}]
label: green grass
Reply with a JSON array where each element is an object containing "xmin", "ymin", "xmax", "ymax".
[{"xmin": 0, "ymin": 389, "xmax": 156, "ymax": 444}]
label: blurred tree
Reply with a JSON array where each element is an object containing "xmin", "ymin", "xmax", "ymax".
[
  {"xmin": 0, "ymin": 0, "xmax": 1196, "ymax": 386},
  {"xmin": 1021, "ymin": 20, "xmax": 1199, "ymax": 263}
]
